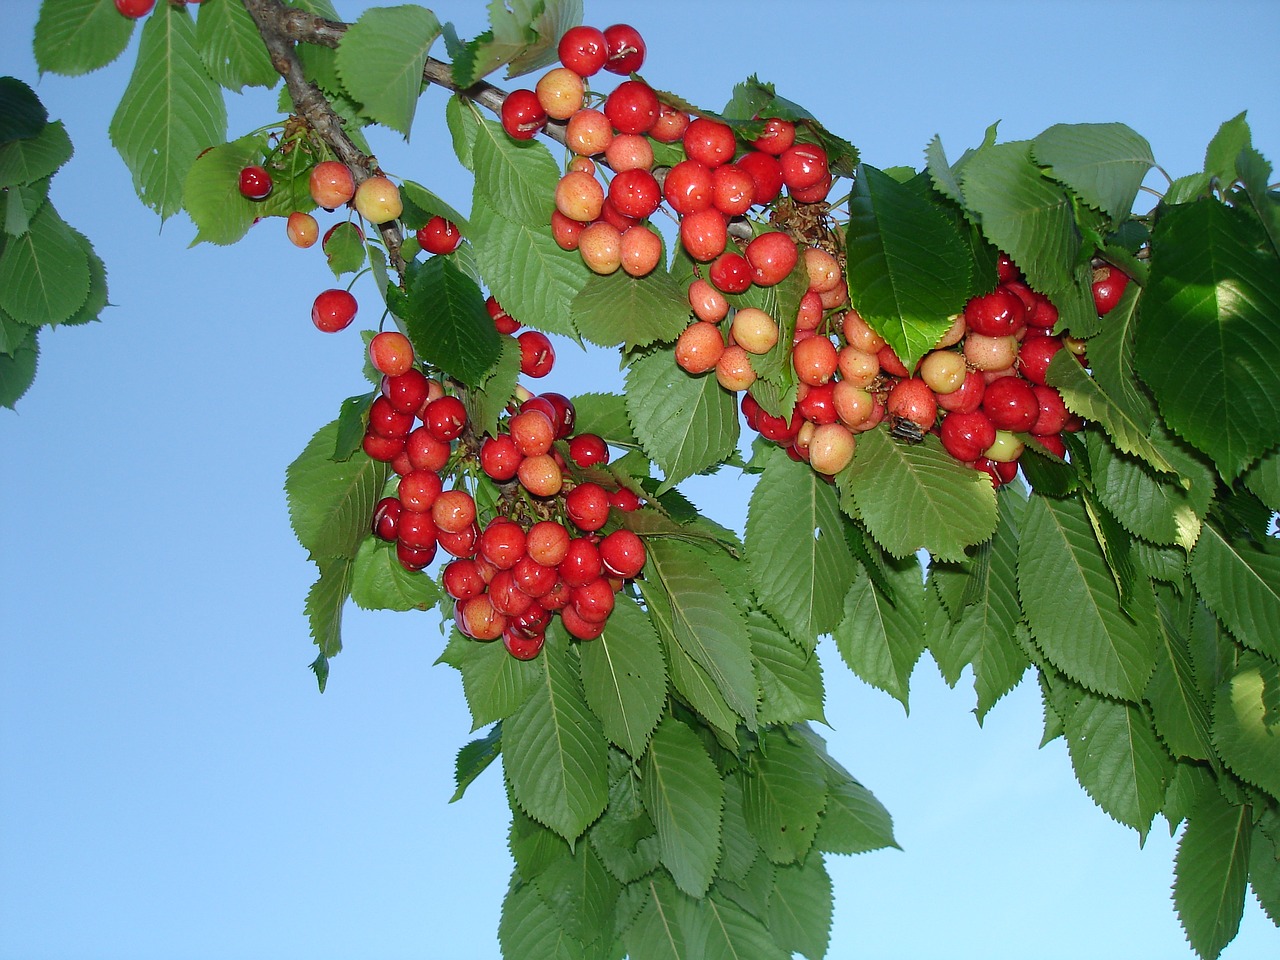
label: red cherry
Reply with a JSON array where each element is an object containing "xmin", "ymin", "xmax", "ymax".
[
  {"xmin": 362, "ymin": 432, "xmax": 405, "ymax": 462},
  {"xmin": 709, "ymin": 252, "xmax": 753, "ymax": 294},
  {"xmin": 964, "ymin": 287, "xmax": 1026, "ymax": 337},
  {"xmin": 502, "ymin": 628, "xmax": 546, "ymax": 660},
  {"xmin": 424, "ymin": 395, "xmax": 468, "ymax": 442},
  {"xmin": 311, "ymin": 289, "xmax": 357, "ymax": 333},
  {"xmin": 663, "ymin": 160, "xmax": 715, "ymax": 216},
  {"xmin": 238, "ymin": 165, "xmax": 273, "ymax": 201},
  {"xmin": 381, "ymin": 369, "xmax": 431, "ymax": 416},
  {"xmin": 518, "ymin": 331, "xmax": 555, "ymax": 377},
  {"xmin": 797, "ymin": 382, "xmax": 838, "ymax": 423},
  {"xmin": 1017, "ymin": 335, "xmax": 1064, "ymax": 386},
  {"xmin": 566, "ymin": 483, "xmax": 610, "ymax": 532},
  {"xmin": 607, "ymin": 487, "xmax": 641, "ymax": 512},
  {"xmin": 405, "ymin": 426, "xmax": 450, "ymax": 472},
  {"xmin": 396, "ymin": 540, "xmax": 436, "ymax": 572},
  {"xmin": 679, "ymin": 208, "xmax": 728, "ymax": 262},
  {"xmin": 604, "ymin": 81, "xmax": 659, "ymax": 136},
  {"xmin": 599, "ymin": 529, "xmax": 646, "ymax": 578},
  {"xmin": 608, "ymin": 168, "xmax": 662, "ymax": 219},
  {"xmin": 369, "ymin": 331, "xmax": 415, "ymax": 377},
  {"xmin": 981, "ymin": 376, "xmax": 1040, "ymax": 432},
  {"xmin": 734, "ymin": 151, "xmax": 784, "ymax": 207},
  {"xmin": 501, "ymin": 89, "xmax": 547, "ymax": 140},
  {"xmin": 416, "ymin": 216, "xmax": 462, "ymax": 255},
  {"xmin": 443, "ymin": 559, "xmax": 486, "ymax": 600},
  {"xmin": 940, "ymin": 410, "xmax": 997, "ymax": 462},
  {"xmin": 480, "ymin": 434, "xmax": 523, "ymax": 481},
  {"xmin": 372, "ymin": 497, "xmax": 402, "ymax": 541},
  {"xmin": 368, "ymin": 395, "xmax": 415, "ymax": 439},
  {"xmin": 1030, "ymin": 385, "xmax": 1070, "ymax": 435},
  {"xmin": 480, "ymin": 518, "xmax": 527, "ymax": 570},
  {"xmin": 558, "ymin": 25, "xmax": 608, "ymax": 76},
  {"xmin": 682, "ymin": 118, "xmax": 736, "ymax": 168},
  {"xmin": 398, "ymin": 470, "xmax": 443, "ymax": 513},
  {"xmin": 568, "ymin": 433, "xmax": 609, "ymax": 467},
  {"xmin": 559, "ymin": 538, "xmax": 603, "ymax": 587},
  {"xmin": 602, "ymin": 23, "xmax": 646, "ymax": 74},
  {"xmin": 886, "ymin": 377, "xmax": 939, "ymax": 429},
  {"xmin": 397, "ymin": 510, "xmax": 438, "ymax": 552},
  {"xmin": 512, "ymin": 555, "xmax": 557, "ymax": 598},
  {"xmin": 936, "ymin": 369, "xmax": 986, "ymax": 414},
  {"xmin": 751, "ymin": 118, "xmax": 796, "ymax": 156},
  {"xmin": 779, "ymin": 143, "xmax": 829, "ymax": 190},
  {"xmin": 1092, "ymin": 266, "xmax": 1130, "ymax": 315},
  {"xmin": 114, "ymin": 0, "xmax": 155, "ymax": 18},
  {"xmin": 572, "ymin": 577, "xmax": 616, "ymax": 622},
  {"xmin": 745, "ymin": 231, "xmax": 799, "ymax": 287},
  {"xmin": 539, "ymin": 392, "xmax": 577, "ymax": 438}
]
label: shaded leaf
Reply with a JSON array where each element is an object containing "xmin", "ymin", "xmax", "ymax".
[
  {"xmin": 451, "ymin": 722, "xmax": 502, "ymax": 802},
  {"xmin": 389, "ymin": 255, "xmax": 504, "ymax": 386},
  {"xmin": 0, "ymin": 203, "xmax": 89, "ymax": 326},
  {"xmin": 1189, "ymin": 522, "xmax": 1280, "ymax": 662},
  {"xmin": 1173, "ymin": 791, "xmax": 1252, "ymax": 960},
  {"xmin": 579, "ymin": 596, "xmax": 668, "ymax": 758},
  {"xmin": 436, "ymin": 629, "xmax": 542, "ymax": 731},
  {"xmin": 833, "ymin": 557, "xmax": 925, "ymax": 708},
  {"xmin": 642, "ymin": 716, "xmax": 723, "ymax": 898},
  {"xmin": 1212, "ymin": 653, "xmax": 1280, "ymax": 798},
  {"xmin": 285, "ymin": 419, "xmax": 389, "ymax": 562},
  {"xmin": 740, "ymin": 734, "xmax": 826, "ymax": 864},
  {"xmin": 350, "ymin": 537, "xmax": 442, "ymax": 612},
  {"xmin": 1032, "ymin": 122, "xmax": 1154, "ymax": 220},
  {"xmin": 195, "ymin": 0, "xmax": 278, "ymax": 92},
  {"xmin": 572, "ymin": 266, "xmax": 690, "ymax": 351}
]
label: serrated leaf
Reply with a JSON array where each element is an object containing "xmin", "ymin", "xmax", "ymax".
[
  {"xmin": 1189, "ymin": 522, "xmax": 1280, "ymax": 662},
  {"xmin": 285, "ymin": 419, "xmax": 389, "ymax": 562},
  {"xmin": 1250, "ymin": 816, "xmax": 1280, "ymax": 926},
  {"xmin": 503, "ymin": 636, "xmax": 609, "ymax": 841},
  {"xmin": 626, "ymin": 347, "xmax": 739, "ymax": 495},
  {"xmin": 1147, "ymin": 593, "xmax": 1215, "ymax": 762},
  {"xmin": 712, "ymin": 856, "xmax": 773, "ymax": 925},
  {"xmin": 508, "ymin": 795, "xmax": 571, "ymax": 883},
  {"xmin": 0, "ymin": 326, "xmax": 38, "ymax": 409},
  {"xmin": 336, "ymin": 5, "xmax": 441, "ymax": 138},
  {"xmin": 642, "ymin": 716, "xmax": 723, "ymax": 898},
  {"xmin": 437, "ymin": 629, "xmax": 542, "ymax": 730},
  {"xmin": 815, "ymin": 774, "xmax": 897, "ymax": 856},
  {"xmin": 767, "ymin": 855, "xmax": 833, "ymax": 960},
  {"xmin": 462, "ymin": 335, "xmax": 520, "ymax": 438},
  {"xmin": 388, "ymin": 255, "xmax": 503, "ymax": 386},
  {"xmin": 572, "ymin": 267, "xmax": 690, "ymax": 351},
  {"xmin": 534, "ymin": 841, "xmax": 620, "ymax": 945},
  {"xmin": 499, "ymin": 877, "xmax": 590, "ymax": 960},
  {"xmin": 1062, "ymin": 685, "xmax": 1173, "ymax": 838},
  {"xmin": 446, "ymin": 94, "xmax": 479, "ymax": 171},
  {"xmin": 642, "ymin": 540, "xmax": 756, "ymax": 727},
  {"xmin": 33, "ymin": 0, "xmax": 135, "ymax": 78},
  {"xmin": 505, "ymin": 0, "xmax": 583, "ymax": 77},
  {"xmin": 451, "ymin": 0, "xmax": 539, "ymax": 89},
  {"xmin": 960, "ymin": 139, "xmax": 1078, "ymax": 297},
  {"xmin": 1242, "ymin": 446, "xmax": 1280, "ymax": 512},
  {"xmin": 471, "ymin": 197, "xmax": 588, "ymax": 338},
  {"xmin": 840, "ymin": 429, "xmax": 997, "ymax": 562},
  {"xmin": 0, "ymin": 202, "xmax": 90, "ymax": 326},
  {"xmin": 695, "ymin": 894, "xmax": 788, "ymax": 960},
  {"xmin": 833, "ymin": 557, "xmax": 925, "ymax": 708},
  {"xmin": 304, "ymin": 556, "xmax": 353, "ymax": 661},
  {"xmin": 399, "ymin": 178, "xmax": 469, "ymax": 232},
  {"xmin": 472, "ymin": 113, "xmax": 560, "ymax": 228},
  {"xmin": 451, "ymin": 722, "xmax": 502, "ymax": 802},
  {"xmin": 588, "ymin": 758, "xmax": 660, "ymax": 885},
  {"xmin": 108, "ymin": 2, "xmax": 227, "ymax": 219},
  {"xmin": 1032, "ymin": 123, "xmax": 1154, "ymax": 221},
  {"xmin": 746, "ymin": 444, "xmax": 855, "ymax": 650},
  {"xmin": 750, "ymin": 609, "xmax": 825, "ymax": 726},
  {"xmin": 845, "ymin": 164, "xmax": 971, "ymax": 369},
  {"xmin": 1204, "ymin": 112, "xmax": 1251, "ymax": 185},
  {"xmin": 0, "ymin": 120, "xmax": 72, "ymax": 188},
  {"xmin": 716, "ymin": 777, "xmax": 758, "ymax": 884},
  {"xmin": 1046, "ymin": 350, "xmax": 1174, "ymax": 474},
  {"xmin": 349, "ymin": 537, "xmax": 442, "ymax": 612},
  {"xmin": 578, "ymin": 596, "xmax": 667, "ymax": 758},
  {"xmin": 1213, "ymin": 653, "xmax": 1280, "ymax": 798},
  {"xmin": 1018, "ymin": 492, "xmax": 1157, "ymax": 700},
  {"xmin": 925, "ymin": 134, "xmax": 965, "ymax": 207},
  {"xmin": 1173, "ymin": 791, "xmax": 1252, "ymax": 960},
  {"xmin": 622, "ymin": 873, "xmax": 704, "ymax": 960},
  {"xmin": 741, "ymin": 734, "xmax": 826, "ymax": 864},
  {"xmin": 571, "ymin": 392, "xmax": 638, "ymax": 447},
  {"xmin": 1136, "ymin": 200, "xmax": 1280, "ymax": 480},
  {"xmin": 182, "ymin": 135, "xmax": 265, "ymax": 246},
  {"xmin": 195, "ymin": 0, "xmax": 278, "ymax": 92},
  {"xmin": 1234, "ymin": 145, "xmax": 1280, "ymax": 260}
]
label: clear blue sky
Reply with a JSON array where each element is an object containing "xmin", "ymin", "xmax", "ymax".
[{"xmin": 2, "ymin": 1, "xmax": 1277, "ymax": 958}]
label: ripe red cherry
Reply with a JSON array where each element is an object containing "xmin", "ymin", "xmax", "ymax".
[
  {"xmin": 518, "ymin": 331, "xmax": 555, "ymax": 377},
  {"xmin": 432, "ymin": 489, "xmax": 477, "ymax": 534},
  {"xmin": 512, "ymin": 555, "xmax": 557, "ymax": 598},
  {"xmin": 398, "ymin": 469, "xmax": 443, "ymax": 513},
  {"xmin": 362, "ymin": 431, "xmax": 405, "ymax": 462},
  {"xmin": 608, "ymin": 487, "xmax": 641, "ymax": 512},
  {"xmin": 443, "ymin": 559, "xmax": 486, "ymax": 600},
  {"xmin": 751, "ymin": 118, "xmax": 796, "ymax": 155},
  {"xmin": 501, "ymin": 89, "xmax": 547, "ymax": 140},
  {"xmin": 566, "ymin": 482, "xmax": 610, "ymax": 532},
  {"xmin": 745, "ymin": 231, "xmax": 799, "ymax": 286},
  {"xmin": 608, "ymin": 168, "xmax": 661, "ymax": 219},
  {"xmin": 779, "ymin": 143, "xmax": 829, "ymax": 190},
  {"xmin": 559, "ymin": 538, "xmax": 603, "ymax": 587},
  {"xmin": 488, "ymin": 571, "xmax": 534, "ymax": 618},
  {"xmin": 569, "ymin": 433, "xmax": 609, "ymax": 467},
  {"xmin": 480, "ymin": 518, "xmax": 527, "ymax": 570},
  {"xmin": 382, "ymin": 369, "xmax": 430, "ymax": 416},
  {"xmin": 560, "ymin": 603, "xmax": 606, "ymax": 641},
  {"xmin": 679, "ymin": 208, "xmax": 728, "ymax": 262},
  {"xmin": 396, "ymin": 541, "xmax": 436, "ymax": 572},
  {"xmin": 602, "ymin": 23, "xmax": 646, "ymax": 74},
  {"xmin": 558, "ymin": 25, "xmax": 608, "ymax": 76},
  {"xmin": 527, "ymin": 521, "xmax": 571, "ymax": 566},
  {"xmin": 936, "ymin": 368, "xmax": 986, "ymax": 414},
  {"xmin": 510, "ymin": 602, "xmax": 553, "ymax": 639},
  {"xmin": 539, "ymin": 392, "xmax": 576, "ymax": 438},
  {"xmin": 886, "ymin": 377, "xmax": 939, "ymax": 429},
  {"xmin": 114, "ymin": 0, "xmax": 155, "ymax": 17},
  {"xmin": 416, "ymin": 216, "xmax": 462, "ymax": 254},
  {"xmin": 480, "ymin": 434, "xmax": 523, "ymax": 481},
  {"xmin": 604, "ymin": 81, "xmax": 659, "ymax": 136},
  {"xmin": 981, "ymin": 376, "xmax": 1040, "ymax": 432},
  {"xmin": 397, "ymin": 510, "xmax": 438, "ymax": 552},
  {"xmin": 572, "ymin": 577, "xmax": 616, "ymax": 623},
  {"xmin": 405, "ymin": 426, "xmax": 450, "ymax": 472},
  {"xmin": 683, "ymin": 118, "xmax": 736, "ymax": 168},
  {"xmin": 599, "ymin": 529, "xmax": 646, "ymax": 578},
  {"xmin": 238, "ymin": 165, "xmax": 273, "ymax": 200},
  {"xmin": 510, "ymin": 409, "xmax": 556, "ymax": 457},
  {"xmin": 1017, "ymin": 335, "xmax": 1064, "ymax": 386},
  {"xmin": 486, "ymin": 295, "xmax": 520, "ymax": 334},
  {"xmin": 940, "ymin": 410, "xmax": 997, "ymax": 462},
  {"xmin": 1092, "ymin": 265, "xmax": 1130, "ymax": 315},
  {"xmin": 457, "ymin": 594, "xmax": 506, "ymax": 641},
  {"xmin": 369, "ymin": 331, "xmax": 415, "ymax": 377},
  {"xmin": 368, "ymin": 395, "xmax": 415, "ymax": 439},
  {"xmin": 663, "ymin": 160, "xmax": 714, "ymax": 216},
  {"xmin": 735, "ymin": 151, "xmax": 784, "ymax": 207},
  {"xmin": 964, "ymin": 287, "xmax": 1026, "ymax": 337},
  {"xmin": 438, "ymin": 522, "xmax": 479, "ymax": 559},
  {"xmin": 424, "ymin": 395, "xmax": 468, "ymax": 441},
  {"xmin": 1030, "ymin": 385, "xmax": 1070, "ymax": 435},
  {"xmin": 372, "ymin": 497, "xmax": 402, "ymax": 541},
  {"xmin": 709, "ymin": 252, "xmax": 752, "ymax": 295},
  {"xmin": 503, "ymin": 628, "xmax": 546, "ymax": 660},
  {"xmin": 311, "ymin": 288, "xmax": 358, "ymax": 333},
  {"xmin": 711, "ymin": 164, "xmax": 755, "ymax": 216},
  {"xmin": 797, "ymin": 382, "xmax": 838, "ymax": 423}
]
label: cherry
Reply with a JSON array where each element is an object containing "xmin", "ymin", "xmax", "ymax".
[
  {"xmin": 779, "ymin": 143, "xmax": 829, "ymax": 190},
  {"xmin": 876, "ymin": 344, "xmax": 911, "ymax": 378},
  {"xmin": 480, "ymin": 519, "xmax": 527, "ymax": 570},
  {"xmin": 443, "ymin": 559, "xmax": 486, "ymax": 600},
  {"xmin": 711, "ymin": 165, "xmax": 755, "ymax": 216},
  {"xmin": 651, "ymin": 103, "xmax": 690, "ymax": 143},
  {"xmin": 808, "ymin": 423, "xmax": 857, "ymax": 475},
  {"xmin": 556, "ymin": 170, "xmax": 605, "ymax": 223},
  {"xmin": 551, "ymin": 210, "xmax": 586, "ymax": 251},
  {"xmin": 751, "ymin": 118, "xmax": 796, "ymax": 155},
  {"xmin": 842, "ymin": 310, "xmax": 886, "ymax": 353},
  {"xmin": 362, "ymin": 432, "xmax": 405, "ymax": 462},
  {"xmin": 238, "ymin": 165, "xmax": 273, "ymax": 200},
  {"xmin": 566, "ymin": 482, "xmax": 610, "ymax": 532},
  {"xmin": 416, "ymin": 216, "xmax": 462, "ymax": 254},
  {"xmin": 432, "ymin": 490, "xmax": 477, "ymax": 534},
  {"xmin": 512, "ymin": 555, "xmax": 557, "ymax": 598},
  {"xmin": 502, "ymin": 629, "xmax": 546, "ymax": 660},
  {"xmin": 599, "ymin": 529, "xmax": 646, "ymax": 578},
  {"xmin": 114, "ymin": 0, "xmax": 155, "ymax": 17},
  {"xmin": 996, "ymin": 252, "xmax": 1021, "ymax": 282},
  {"xmin": 605, "ymin": 134, "xmax": 655, "ymax": 172},
  {"xmin": 683, "ymin": 118, "xmax": 736, "ymax": 168},
  {"xmin": 438, "ymin": 522, "xmax": 480, "ymax": 560},
  {"xmin": 734, "ymin": 151, "xmax": 784, "ymax": 206},
  {"xmin": 534, "ymin": 67, "xmax": 584, "ymax": 120},
  {"xmin": 709, "ymin": 252, "xmax": 753, "ymax": 295},
  {"xmin": 353, "ymin": 176, "xmax": 402, "ymax": 224},
  {"xmin": 1017, "ymin": 335, "xmax": 1064, "ymax": 386},
  {"xmin": 919, "ymin": 350, "xmax": 968, "ymax": 395},
  {"xmin": 731, "ymin": 307, "xmax": 779, "ymax": 355},
  {"xmin": 398, "ymin": 470, "xmax": 443, "ymax": 514},
  {"xmin": 608, "ymin": 168, "xmax": 662, "ymax": 219},
  {"xmin": 621, "ymin": 226, "xmax": 662, "ymax": 277},
  {"xmin": 560, "ymin": 603, "xmax": 606, "ymax": 641},
  {"xmin": 457, "ymin": 594, "xmax": 506, "ymax": 641},
  {"xmin": 832, "ymin": 381, "xmax": 874, "ymax": 428},
  {"xmin": 565, "ymin": 109, "xmax": 614, "ymax": 156},
  {"xmin": 310, "ymin": 161, "xmax": 356, "ymax": 208},
  {"xmin": 510, "ymin": 409, "xmax": 556, "ymax": 457},
  {"xmin": 480, "ymin": 434, "xmax": 523, "ymax": 481},
  {"xmin": 746, "ymin": 231, "xmax": 799, "ymax": 286},
  {"xmin": 311, "ymin": 288, "xmax": 358, "ymax": 333},
  {"xmin": 510, "ymin": 602, "xmax": 553, "ymax": 639},
  {"xmin": 517, "ymin": 454, "xmax": 564, "ymax": 497},
  {"xmin": 405, "ymin": 426, "xmax": 450, "ymax": 472},
  {"xmin": 963, "ymin": 333, "xmax": 1020, "ymax": 372},
  {"xmin": 679, "ymin": 208, "xmax": 728, "ymax": 262},
  {"xmin": 540, "ymin": 392, "xmax": 577, "ymax": 438},
  {"xmin": 396, "ymin": 540, "xmax": 436, "ymax": 572},
  {"xmin": 397, "ymin": 510, "xmax": 438, "ymax": 552},
  {"xmin": 940, "ymin": 410, "xmax": 997, "ymax": 462},
  {"xmin": 488, "ymin": 571, "xmax": 534, "ymax": 618},
  {"xmin": 964, "ymin": 287, "xmax": 1026, "ymax": 337},
  {"xmin": 423, "ymin": 395, "xmax": 467, "ymax": 442},
  {"xmin": 559, "ymin": 538, "xmax": 603, "ymax": 587},
  {"xmin": 602, "ymin": 23, "xmax": 646, "ymax": 74},
  {"xmin": 368, "ymin": 396, "xmax": 415, "ymax": 440},
  {"xmin": 369, "ymin": 331, "xmax": 415, "ymax": 377},
  {"xmin": 1092, "ymin": 265, "xmax": 1130, "ymax": 315},
  {"xmin": 572, "ymin": 577, "xmax": 616, "ymax": 622},
  {"xmin": 1032, "ymin": 433, "xmax": 1068, "ymax": 459},
  {"xmin": 886, "ymin": 377, "xmax": 939, "ymax": 429},
  {"xmin": 663, "ymin": 160, "xmax": 714, "ymax": 216},
  {"xmin": 792, "ymin": 336, "xmax": 839, "ymax": 386},
  {"xmin": 527, "ymin": 521, "xmax": 571, "ymax": 566},
  {"xmin": 557, "ymin": 25, "xmax": 608, "ymax": 76},
  {"xmin": 981, "ymin": 376, "xmax": 1040, "ymax": 432},
  {"xmin": 518, "ymin": 331, "xmax": 555, "ymax": 378},
  {"xmin": 501, "ymin": 89, "xmax": 547, "ymax": 140},
  {"xmin": 608, "ymin": 487, "xmax": 641, "ymax": 512},
  {"xmin": 675, "ymin": 322, "xmax": 724, "ymax": 375},
  {"xmin": 287, "ymin": 212, "xmax": 318, "ymax": 248},
  {"xmin": 604, "ymin": 81, "xmax": 659, "ymax": 136},
  {"xmin": 485, "ymin": 295, "xmax": 519, "ymax": 334},
  {"xmin": 688, "ymin": 279, "xmax": 729, "ymax": 323},
  {"xmin": 568, "ymin": 433, "xmax": 609, "ymax": 467},
  {"xmin": 372, "ymin": 497, "xmax": 402, "ymax": 541},
  {"xmin": 1030, "ymin": 385, "xmax": 1070, "ymax": 435},
  {"xmin": 715, "ymin": 345, "xmax": 757, "ymax": 392}
]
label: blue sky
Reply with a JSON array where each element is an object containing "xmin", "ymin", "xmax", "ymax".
[{"xmin": 2, "ymin": 1, "xmax": 1277, "ymax": 958}]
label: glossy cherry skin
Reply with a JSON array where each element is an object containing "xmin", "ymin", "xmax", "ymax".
[
  {"xmin": 602, "ymin": 23, "xmax": 646, "ymax": 74},
  {"xmin": 238, "ymin": 165, "xmax": 273, "ymax": 200},
  {"xmin": 557, "ymin": 25, "xmax": 608, "ymax": 76}
]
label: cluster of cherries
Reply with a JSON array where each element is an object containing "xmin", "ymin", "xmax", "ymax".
[{"xmin": 359, "ymin": 316, "xmax": 648, "ymax": 661}]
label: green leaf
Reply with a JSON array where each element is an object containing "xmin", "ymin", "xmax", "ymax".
[
  {"xmin": 960, "ymin": 139, "xmax": 1079, "ymax": 298},
  {"xmin": 1242, "ymin": 446, "xmax": 1280, "ymax": 512},
  {"xmin": 182, "ymin": 135, "xmax": 265, "ymax": 246},
  {"xmin": 834, "ymin": 556, "xmax": 925, "ymax": 708},
  {"xmin": 1234, "ymin": 145, "xmax": 1280, "ymax": 259},
  {"xmin": 741, "ymin": 734, "xmax": 827, "ymax": 864},
  {"xmin": 1204, "ymin": 112, "xmax": 1251, "ymax": 186},
  {"xmin": 767, "ymin": 855, "xmax": 833, "ymax": 960},
  {"xmin": 108, "ymin": 2, "xmax": 228, "ymax": 219},
  {"xmin": 642, "ymin": 716, "xmax": 724, "ymax": 898},
  {"xmin": 349, "ymin": 537, "xmax": 442, "ymax": 612},
  {"xmin": 571, "ymin": 392, "xmax": 638, "ymax": 447},
  {"xmin": 504, "ymin": 0, "xmax": 583, "ymax": 78},
  {"xmin": 285, "ymin": 419, "xmax": 389, "ymax": 561},
  {"xmin": 451, "ymin": 0, "xmax": 539, "ymax": 89},
  {"xmin": 1019, "ymin": 492, "xmax": 1157, "ymax": 700},
  {"xmin": 195, "ymin": 0, "xmax": 278, "ymax": 92},
  {"xmin": 533, "ymin": 841, "xmax": 620, "ymax": 945},
  {"xmin": 1213, "ymin": 653, "xmax": 1280, "ymax": 798},
  {"xmin": 588, "ymin": 758, "xmax": 660, "ymax": 885},
  {"xmin": 572, "ymin": 267, "xmax": 691, "ymax": 351},
  {"xmin": 696, "ymin": 894, "xmax": 788, "ymax": 960},
  {"xmin": 451, "ymin": 722, "xmax": 502, "ymax": 802},
  {"xmin": 471, "ymin": 113, "xmax": 560, "ymax": 228},
  {"xmin": 498, "ymin": 878, "xmax": 590, "ymax": 960},
  {"xmin": 1189, "ymin": 522, "xmax": 1280, "ymax": 662},
  {"xmin": 1250, "ymin": 816, "xmax": 1280, "ymax": 926},
  {"xmin": 626, "ymin": 347, "xmax": 739, "ymax": 496},
  {"xmin": 304, "ymin": 556, "xmax": 353, "ymax": 662},
  {"xmin": 1137, "ymin": 201, "xmax": 1280, "ymax": 480},
  {"xmin": 1032, "ymin": 123, "xmax": 1154, "ymax": 221},
  {"xmin": 845, "ymin": 164, "xmax": 971, "ymax": 370},
  {"xmin": 578, "ymin": 596, "xmax": 668, "ymax": 758},
  {"xmin": 750, "ymin": 609, "xmax": 825, "ymax": 726},
  {"xmin": 1046, "ymin": 350, "xmax": 1174, "ymax": 475},
  {"xmin": 399, "ymin": 178, "xmax": 469, "ymax": 232},
  {"xmin": 1173, "ymin": 791, "xmax": 1252, "ymax": 960},
  {"xmin": 746, "ymin": 444, "xmax": 856, "ymax": 649},
  {"xmin": 462, "ymin": 335, "xmax": 520, "ymax": 439},
  {"xmin": 641, "ymin": 540, "xmax": 756, "ymax": 728},
  {"xmin": 503, "ymin": 635, "xmax": 609, "ymax": 841},
  {"xmin": 840, "ymin": 429, "xmax": 997, "ymax": 562},
  {"xmin": 322, "ymin": 222, "xmax": 366, "ymax": 277},
  {"xmin": 471, "ymin": 197, "xmax": 588, "ymax": 338},
  {"xmin": 0, "ymin": 202, "xmax": 90, "ymax": 326},
  {"xmin": 446, "ymin": 94, "xmax": 478, "ymax": 171},
  {"xmin": 336, "ymin": 6, "xmax": 441, "ymax": 138},
  {"xmin": 1062, "ymin": 685, "xmax": 1173, "ymax": 837},
  {"xmin": 0, "ymin": 326, "xmax": 38, "ymax": 409},
  {"xmin": 34, "ymin": 0, "xmax": 135, "ymax": 77},
  {"xmin": 622, "ymin": 873, "xmax": 703, "ymax": 960},
  {"xmin": 0, "ymin": 120, "xmax": 72, "ymax": 188},
  {"xmin": 815, "ymin": 773, "xmax": 897, "ymax": 856},
  {"xmin": 1147, "ymin": 594, "xmax": 1215, "ymax": 762},
  {"xmin": 388, "ymin": 255, "xmax": 504, "ymax": 387},
  {"xmin": 437, "ymin": 629, "xmax": 542, "ymax": 730}
]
